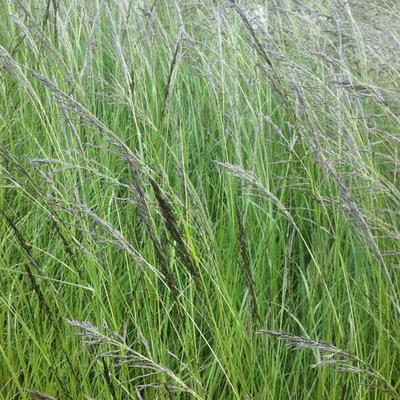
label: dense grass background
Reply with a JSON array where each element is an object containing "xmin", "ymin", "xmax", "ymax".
[{"xmin": 0, "ymin": 0, "xmax": 399, "ymax": 399}]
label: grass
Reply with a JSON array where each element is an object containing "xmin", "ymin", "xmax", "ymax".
[{"xmin": 0, "ymin": 0, "xmax": 399, "ymax": 399}]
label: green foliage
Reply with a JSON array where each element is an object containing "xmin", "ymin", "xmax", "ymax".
[{"xmin": 0, "ymin": 1, "xmax": 399, "ymax": 399}]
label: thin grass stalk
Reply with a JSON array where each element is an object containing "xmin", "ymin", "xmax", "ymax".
[
  {"xmin": 235, "ymin": 203, "xmax": 261, "ymax": 328},
  {"xmin": 149, "ymin": 178, "xmax": 199, "ymax": 281}
]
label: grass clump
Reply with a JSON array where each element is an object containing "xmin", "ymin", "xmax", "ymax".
[{"xmin": 0, "ymin": 0, "xmax": 399, "ymax": 399}]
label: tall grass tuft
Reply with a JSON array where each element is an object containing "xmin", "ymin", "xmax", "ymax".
[{"xmin": 1, "ymin": 0, "xmax": 399, "ymax": 399}]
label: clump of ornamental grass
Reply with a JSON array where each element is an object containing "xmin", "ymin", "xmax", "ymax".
[{"xmin": 1, "ymin": 0, "xmax": 399, "ymax": 399}]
